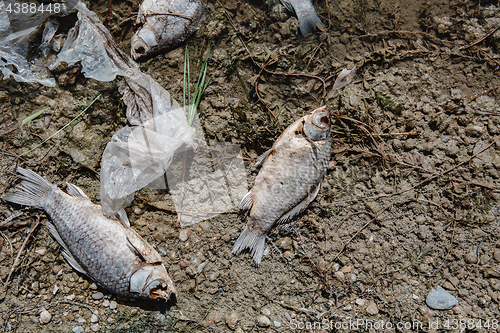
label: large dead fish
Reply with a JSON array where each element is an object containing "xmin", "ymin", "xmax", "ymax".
[
  {"xmin": 280, "ymin": 0, "xmax": 323, "ymax": 36},
  {"xmin": 131, "ymin": 0, "xmax": 206, "ymax": 60},
  {"xmin": 4, "ymin": 167, "xmax": 176, "ymax": 301},
  {"xmin": 233, "ymin": 106, "xmax": 331, "ymax": 265}
]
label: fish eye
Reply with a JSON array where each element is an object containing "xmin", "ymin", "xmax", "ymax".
[
  {"xmin": 320, "ymin": 116, "xmax": 329, "ymax": 125},
  {"xmin": 134, "ymin": 46, "xmax": 146, "ymax": 56}
]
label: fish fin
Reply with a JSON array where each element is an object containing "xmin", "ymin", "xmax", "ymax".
[
  {"xmin": 61, "ymin": 250, "xmax": 87, "ymax": 275},
  {"xmin": 239, "ymin": 191, "xmax": 253, "ymax": 211},
  {"xmin": 297, "ymin": 10, "xmax": 322, "ymax": 37},
  {"xmin": 3, "ymin": 167, "xmax": 53, "ymax": 208},
  {"xmin": 232, "ymin": 225, "xmax": 266, "ymax": 266},
  {"xmin": 279, "ymin": 0, "xmax": 295, "ymax": 12},
  {"xmin": 276, "ymin": 182, "xmax": 321, "ymax": 224},
  {"xmin": 116, "ymin": 209, "xmax": 130, "ymax": 227},
  {"xmin": 255, "ymin": 149, "xmax": 273, "ymax": 167},
  {"xmin": 66, "ymin": 183, "xmax": 89, "ymax": 198},
  {"xmin": 126, "ymin": 236, "xmax": 162, "ymax": 264},
  {"xmin": 46, "ymin": 222, "xmax": 88, "ymax": 275}
]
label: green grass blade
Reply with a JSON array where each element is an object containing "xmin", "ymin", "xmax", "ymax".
[
  {"xmin": 22, "ymin": 106, "xmax": 49, "ymax": 125},
  {"xmin": 19, "ymin": 94, "xmax": 101, "ymax": 157}
]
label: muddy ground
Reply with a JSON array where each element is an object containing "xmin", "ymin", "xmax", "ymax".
[{"xmin": 1, "ymin": 0, "xmax": 500, "ymax": 332}]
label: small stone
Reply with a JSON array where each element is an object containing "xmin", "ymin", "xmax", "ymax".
[
  {"xmin": 91, "ymin": 314, "xmax": 98, "ymax": 323},
  {"xmin": 199, "ymin": 221, "xmax": 211, "ymax": 232},
  {"xmin": 426, "ymin": 286, "xmax": 459, "ymax": 310},
  {"xmin": 257, "ymin": 315, "xmax": 271, "ymax": 327},
  {"xmin": 72, "ymin": 326, "xmax": 84, "ymax": 333},
  {"xmin": 356, "ymin": 298, "xmax": 367, "ymax": 307},
  {"xmin": 90, "ymin": 283, "xmax": 98, "ymax": 290},
  {"xmin": 180, "ymin": 260, "xmax": 189, "ymax": 268},
  {"xmin": 333, "ymin": 263, "xmax": 340, "ymax": 271},
  {"xmin": 81, "ymin": 280, "xmax": 90, "ymax": 289},
  {"xmin": 283, "ymin": 251, "xmax": 292, "ymax": 259},
  {"xmin": 442, "ymin": 281, "xmax": 456, "ymax": 291},
  {"xmin": 274, "ymin": 321, "xmax": 281, "ymax": 328},
  {"xmin": 464, "ymin": 252, "xmax": 478, "ymax": 264},
  {"xmin": 335, "ymin": 271, "xmax": 345, "ymax": 281},
  {"xmin": 225, "ymin": 311, "xmax": 239, "ymax": 330},
  {"xmin": 109, "ymin": 301, "xmax": 117, "ymax": 310},
  {"xmin": 350, "ymin": 274, "xmax": 357, "ymax": 282},
  {"xmin": 494, "ymin": 250, "xmax": 500, "ymax": 262},
  {"xmin": 340, "ymin": 265, "xmax": 352, "ymax": 273},
  {"xmin": 366, "ymin": 301, "xmax": 379, "ymax": 315},
  {"xmin": 261, "ymin": 308, "xmax": 271, "ymax": 316},
  {"xmin": 92, "ymin": 292, "xmax": 103, "ymax": 300},
  {"xmin": 179, "ymin": 229, "xmax": 191, "ymax": 242},
  {"xmin": 39, "ymin": 309, "xmax": 52, "ymax": 324},
  {"xmin": 186, "ymin": 266, "xmax": 196, "ymax": 277},
  {"xmin": 66, "ymin": 294, "xmax": 76, "ymax": 301},
  {"xmin": 134, "ymin": 207, "xmax": 142, "ymax": 215},
  {"xmin": 413, "ymin": 294, "xmax": 420, "ymax": 300},
  {"xmin": 78, "ymin": 318, "xmax": 86, "ymax": 324},
  {"xmin": 90, "ymin": 324, "xmax": 100, "ymax": 332},
  {"xmin": 343, "ymin": 305, "xmax": 352, "ymax": 311},
  {"xmin": 35, "ymin": 248, "xmax": 47, "ymax": 255},
  {"xmin": 235, "ymin": 327, "xmax": 244, "ymax": 333},
  {"xmin": 277, "ymin": 237, "xmax": 293, "ymax": 250}
]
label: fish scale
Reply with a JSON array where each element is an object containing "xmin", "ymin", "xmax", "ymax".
[{"xmin": 4, "ymin": 167, "xmax": 175, "ymax": 301}]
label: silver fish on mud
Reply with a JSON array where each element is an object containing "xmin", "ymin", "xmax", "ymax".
[
  {"xmin": 131, "ymin": 0, "xmax": 206, "ymax": 60},
  {"xmin": 280, "ymin": 0, "xmax": 322, "ymax": 36},
  {"xmin": 4, "ymin": 167, "xmax": 176, "ymax": 301},
  {"xmin": 233, "ymin": 106, "xmax": 331, "ymax": 265}
]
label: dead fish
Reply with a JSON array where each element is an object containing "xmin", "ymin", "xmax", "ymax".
[
  {"xmin": 4, "ymin": 167, "xmax": 176, "ymax": 301},
  {"xmin": 233, "ymin": 106, "xmax": 331, "ymax": 265},
  {"xmin": 131, "ymin": 0, "xmax": 206, "ymax": 60},
  {"xmin": 280, "ymin": 0, "xmax": 323, "ymax": 36}
]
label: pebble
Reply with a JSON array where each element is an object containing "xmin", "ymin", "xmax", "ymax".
[
  {"xmin": 39, "ymin": 309, "xmax": 52, "ymax": 324},
  {"xmin": 91, "ymin": 314, "xmax": 99, "ymax": 323},
  {"xmin": 102, "ymin": 300, "xmax": 110, "ymax": 307},
  {"xmin": 333, "ymin": 263, "xmax": 340, "ymax": 271},
  {"xmin": 92, "ymin": 292, "xmax": 104, "ymax": 300},
  {"xmin": 277, "ymin": 237, "xmax": 293, "ymax": 250},
  {"xmin": 343, "ymin": 305, "xmax": 352, "ymax": 311},
  {"xmin": 274, "ymin": 321, "xmax": 281, "ymax": 328},
  {"xmin": 179, "ymin": 229, "xmax": 191, "ymax": 241},
  {"xmin": 283, "ymin": 251, "xmax": 292, "ymax": 259},
  {"xmin": 261, "ymin": 308, "xmax": 271, "ymax": 316},
  {"xmin": 494, "ymin": 250, "xmax": 500, "ymax": 262},
  {"xmin": 366, "ymin": 301, "xmax": 379, "ymax": 315},
  {"xmin": 35, "ymin": 248, "xmax": 47, "ymax": 255},
  {"xmin": 81, "ymin": 280, "xmax": 90, "ymax": 289},
  {"xmin": 66, "ymin": 294, "xmax": 76, "ymax": 301},
  {"xmin": 90, "ymin": 283, "xmax": 98, "ymax": 290},
  {"xmin": 72, "ymin": 326, "xmax": 84, "ymax": 333},
  {"xmin": 225, "ymin": 311, "xmax": 239, "ymax": 330},
  {"xmin": 350, "ymin": 274, "xmax": 357, "ymax": 282},
  {"xmin": 109, "ymin": 301, "xmax": 117, "ymax": 310},
  {"xmin": 78, "ymin": 318, "xmax": 86, "ymax": 324},
  {"xmin": 257, "ymin": 315, "xmax": 271, "ymax": 327},
  {"xmin": 464, "ymin": 251, "xmax": 478, "ymax": 264},
  {"xmin": 426, "ymin": 286, "xmax": 459, "ymax": 310},
  {"xmin": 199, "ymin": 221, "xmax": 211, "ymax": 232},
  {"xmin": 335, "ymin": 271, "xmax": 345, "ymax": 281},
  {"xmin": 356, "ymin": 298, "xmax": 367, "ymax": 307},
  {"xmin": 90, "ymin": 324, "xmax": 100, "ymax": 332},
  {"xmin": 134, "ymin": 207, "xmax": 142, "ymax": 215}
]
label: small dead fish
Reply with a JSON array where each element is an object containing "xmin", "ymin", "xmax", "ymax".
[
  {"xmin": 4, "ymin": 167, "xmax": 176, "ymax": 301},
  {"xmin": 233, "ymin": 106, "xmax": 331, "ymax": 265},
  {"xmin": 131, "ymin": 0, "xmax": 206, "ymax": 60},
  {"xmin": 280, "ymin": 0, "xmax": 323, "ymax": 36}
]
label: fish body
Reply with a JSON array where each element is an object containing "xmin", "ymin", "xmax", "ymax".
[
  {"xmin": 233, "ymin": 106, "xmax": 331, "ymax": 265},
  {"xmin": 4, "ymin": 167, "xmax": 176, "ymax": 301},
  {"xmin": 131, "ymin": 0, "xmax": 206, "ymax": 60},
  {"xmin": 280, "ymin": 0, "xmax": 323, "ymax": 36}
]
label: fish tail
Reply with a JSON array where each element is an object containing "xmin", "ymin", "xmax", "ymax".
[
  {"xmin": 232, "ymin": 225, "xmax": 266, "ymax": 266},
  {"xmin": 298, "ymin": 9, "xmax": 322, "ymax": 37},
  {"xmin": 4, "ymin": 167, "xmax": 53, "ymax": 209}
]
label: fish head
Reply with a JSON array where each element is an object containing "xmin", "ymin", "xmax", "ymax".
[
  {"xmin": 303, "ymin": 106, "xmax": 331, "ymax": 141},
  {"xmin": 130, "ymin": 264, "xmax": 176, "ymax": 301},
  {"xmin": 131, "ymin": 27, "xmax": 159, "ymax": 60}
]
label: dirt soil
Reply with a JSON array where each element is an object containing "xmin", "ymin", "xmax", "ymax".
[{"xmin": 1, "ymin": 0, "xmax": 500, "ymax": 332}]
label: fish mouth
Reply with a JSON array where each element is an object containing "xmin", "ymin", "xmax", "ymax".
[{"xmin": 131, "ymin": 29, "xmax": 158, "ymax": 60}]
